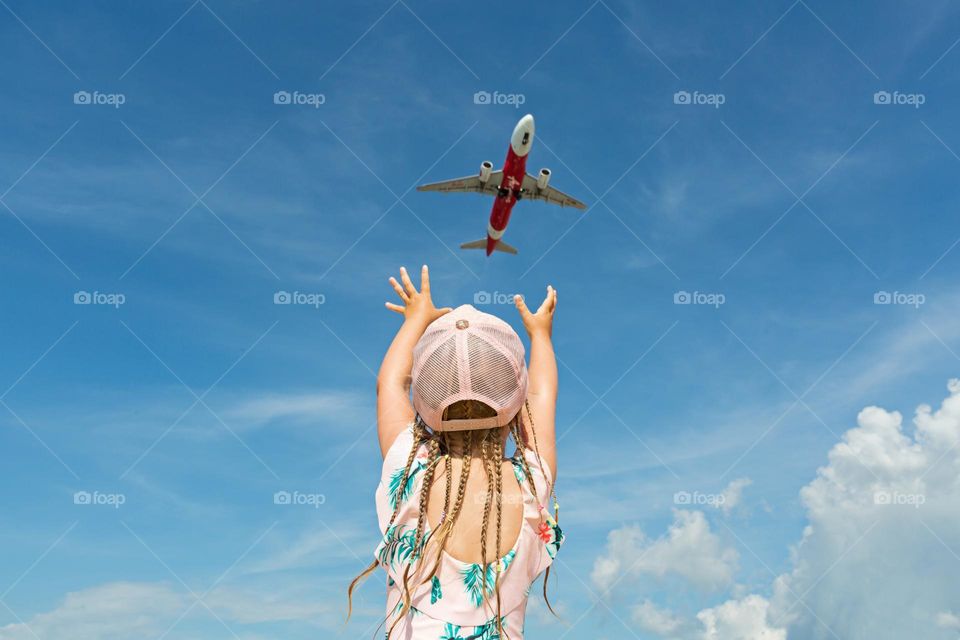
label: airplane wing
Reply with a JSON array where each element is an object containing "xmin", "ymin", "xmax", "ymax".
[
  {"xmin": 416, "ymin": 172, "xmax": 502, "ymax": 196},
  {"xmin": 521, "ymin": 174, "xmax": 588, "ymax": 210}
]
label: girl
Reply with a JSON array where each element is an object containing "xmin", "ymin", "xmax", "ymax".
[{"xmin": 348, "ymin": 265, "xmax": 563, "ymax": 639}]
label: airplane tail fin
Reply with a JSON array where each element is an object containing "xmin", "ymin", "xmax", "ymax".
[{"xmin": 459, "ymin": 238, "xmax": 518, "ymax": 255}]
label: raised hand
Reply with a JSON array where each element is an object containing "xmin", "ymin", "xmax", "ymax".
[
  {"xmin": 385, "ymin": 265, "xmax": 452, "ymax": 326},
  {"xmin": 515, "ymin": 285, "xmax": 557, "ymax": 339}
]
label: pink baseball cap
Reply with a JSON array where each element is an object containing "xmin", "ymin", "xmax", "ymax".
[{"xmin": 412, "ymin": 304, "xmax": 528, "ymax": 432}]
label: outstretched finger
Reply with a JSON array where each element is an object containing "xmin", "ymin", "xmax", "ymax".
[
  {"xmin": 389, "ymin": 277, "xmax": 409, "ymax": 303},
  {"xmin": 399, "ymin": 266, "xmax": 417, "ymax": 296},
  {"xmin": 537, "ymin": 285, "xmax": 555, "ymax": 313},
  {"xmin": 420, "ymin": 265, "xmax": 431, "ymax": 295},
  {"xmin": 515, "ymin": 294, "xmax": 531, "ymax": 319},
  {"xmin": 385, "ymin": 302, "xmax": 405, "ymax": 314}
]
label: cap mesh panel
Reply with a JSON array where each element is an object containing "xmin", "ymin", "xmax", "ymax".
[
  {"xmin": 467, "ymin": 333, "xmax": 517, "ymax": 402},
  {"xmin": 414, "ymin": 335, "xmax": 459, "ymax": 410}
]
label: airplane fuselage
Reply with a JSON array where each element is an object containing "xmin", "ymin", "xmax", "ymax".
[{"xmin": 485, "ymin": 114, "xmax": 535, "ymax": 255}]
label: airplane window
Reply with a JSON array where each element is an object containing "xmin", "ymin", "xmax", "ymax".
[{"xmin": 522, "ymin": 133, "xmax": 530, "ymax": 145}]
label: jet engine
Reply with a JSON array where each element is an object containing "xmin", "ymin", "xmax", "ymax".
[
  {"xmin": 479, "ymin": 161, "xmax": 493, "ymax": 183},
  {"xmin": 536, "ymin": 168, "xmax": 551, "ymax": 190}
]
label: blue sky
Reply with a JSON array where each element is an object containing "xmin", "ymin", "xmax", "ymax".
[{"xmin": 3, "ymin": 1, "xmax": 960, "ymax": 638}]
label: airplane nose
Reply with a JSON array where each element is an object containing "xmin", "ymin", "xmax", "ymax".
[{"xmin": 511, "ymin": 114, "xmax": 536, "ymax": 156}]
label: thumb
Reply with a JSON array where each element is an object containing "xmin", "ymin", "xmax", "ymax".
[
  {"xmin": 436, "ymin": 307, "xmax": 453, "ymax": 316},
  {"xmin": 514, "ymin": 295, "xmax": 530, "ymax": 318}
]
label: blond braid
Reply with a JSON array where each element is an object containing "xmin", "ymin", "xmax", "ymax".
[
  {"xmin": 493, "ymin": 435, "xmax": 505, "ymax": 638},
  {"xmin": 524, "ymin": 399, "xmax": 558, "ymax": 516},
  {"xmin": 441, "ymin": 433, "xmax": 452, "ymax": 525},
  {"xmin": 510, "ymin": 410, "xmax": 560, "ymax": 617},
  {"xmin": 420, "ymin": 429, "xmax": 474, "ymax": 583},
  {"xmin": 390, "ymin": 434, "xmax": 441, "ymax": 638},
  {"xmin": 347, "ymin": 420, "xmax": 427, "ymax": 623},
  {"xmin": 479, "ymin": 432, "xmax": 492, "ymax": 579}
]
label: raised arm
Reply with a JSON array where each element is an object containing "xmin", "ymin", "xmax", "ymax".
[
  {"xmin": 514, "ymin": 286, "xmax": 558, "ymax": 476},
  {"xmin": 377, "ymin": 265, "xmax": 451, "ymax": 457}
]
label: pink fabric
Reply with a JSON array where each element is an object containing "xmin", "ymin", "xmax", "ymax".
[{"xmin": 373, "ymin": 426, "xmax": 563, "ymax": 636}]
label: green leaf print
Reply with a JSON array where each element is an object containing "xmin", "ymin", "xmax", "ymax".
[
  {"xmin": 430, "ymin": 575, "xmax": 442, "ymax": 604},
  {"xmin": 376, "ymin": 525, "xmax": 429, "ymax": 569},
  {"xmin": 472, "ymin": 616, "xmax": 507, "ymax": 640},
  {"xmin": 510, "ymin": 457, "xmax": 526, "ymax": 486},
  {"xmin": 461, "ymin": 563, "xmax": 487, "ymax": 607},
  {"xmin": 440, "ymin": 622, "xmax": 465, "ymax": 640},
  {"xmin": 376, "ymin": 525, "xmax": 397, "ymax": 565},
  {"xmin": 388, "ymin": 461, "xmax": 425, "ymax": 509},
  {"xmin": 462, "ymin": 549, "xmax": 517, "ymax": 608},
  {"xmin": 394, "ymin": 529, "xmax": 420, "ymax": 567}
]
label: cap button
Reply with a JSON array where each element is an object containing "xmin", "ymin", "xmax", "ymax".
[{"xmin": 455, "ymin": 319, "xmax": 469, "ymax": 330}]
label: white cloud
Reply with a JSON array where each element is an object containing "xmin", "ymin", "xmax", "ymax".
[
  {"xmin": 0, "ymin": 582, "xmax": 186, "ymax": 640},
  {"xmin": 591, "ymin": 510, "xmax": 739, "ymax": 593},
  {"xmin": 770, "ymin": 379, "xmax": 960, "ymax": 639},
  {"xmin": 0, "ymin": 580, "xmax": 338, "ymax": 640},
  {"xmin": 244, "ymin": 523, "xmax": 367, "ymax": 574},
  {"xmin": 591, "ymin": 379, "xmax": 960, "ymax": 640},
  {"xmin": 937, "ymin": 611, "xmax": 960, "ymax": 629},
  {"xmin": 720, "ymin": 477, "xmax": 752, "ymax": 516},
  {"xmin": 633, "ymin": 599, "xmax": 688, "ymax": 636},
  {"xmin": 626, "ymin": 595, "xmax": 785, "ymax": 640},
  {"xmin": 697, "ymin": 595, "xmax": 786, "ymax": 640},
  {"xmin": 227, "ymin": 390, "xmax": 364, "ymax": 428}
]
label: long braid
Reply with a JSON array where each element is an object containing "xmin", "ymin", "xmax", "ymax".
[
  {"xmin": 394, "ymin": 437, "xmax": 440, "ymax": 625},
  {"xmin": 347, "ymin": 420, "xmax": 427, "ymax": 622},
  {"xmin": 524, "ymin": 399, "xmax": 558, "ymax": 518},
  {"xmin": 493, "ymin": 435, "xmax": 505, "ymax": 637},
  {"xmin": 479, "ymin": 432, "xmax": 493, "ymax": 602},
  {"xmin": 441, "ymin": 433, "xmax": 452, "ymax": 526},
  {"xmin": 510, "ymin": 409, "xmax": 560, "ymax": 617},
  {"xmin": 421, "ymin": 430, "xmax": 474, "ymax": 583},
  {"xmin": 388, "ymin": 433, "xmax": 442, "ymax": 639}
]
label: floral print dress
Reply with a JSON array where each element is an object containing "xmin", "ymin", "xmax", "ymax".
[{"xmin": 374, "ymin": 426, "xmax": 564, "ymax": 639}]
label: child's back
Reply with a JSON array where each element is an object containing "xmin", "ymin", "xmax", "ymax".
[{"xmin": 348, "ymin": 267, "xmax": 562, "ymax": 639}]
